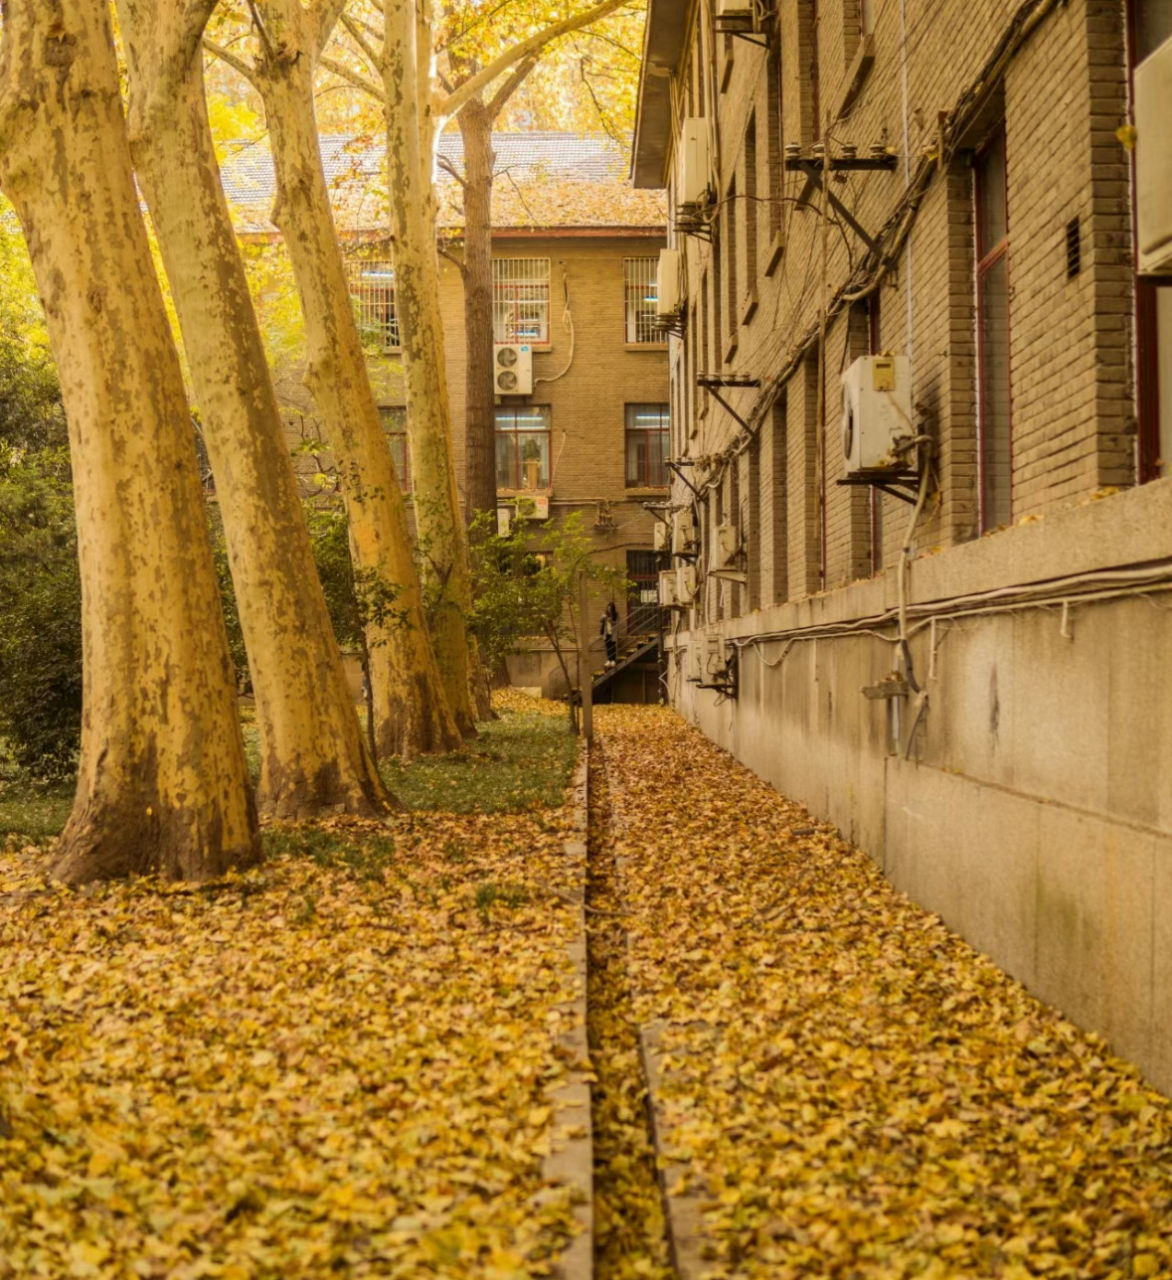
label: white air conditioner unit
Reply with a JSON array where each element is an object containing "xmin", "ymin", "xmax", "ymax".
[
  {"xmin": 678, "ymin": 119, "xmax": 713, "ymax": 210},
  {"xmin": 711, "ymin": 522, "xmax": 739, "ymax": 571},
  {"xmin": 1136, "ymin": 33, "xmax": 1172, "ymax": 275},
  {"xmin": 659, "ymin": 568, "xmax": 681, "ymax": 608},
  {"xmin": 515, "ymin": 493, "xmax": 550, "ymax": 520},
  {"xmin": 715, "ymin": 0, "xmax": 753, "ymax": 22},
  {"xmin": 653, "ymin": 520, "xmax": 670, "ymax": 552},
  {"xmin": 841, "ymin": 354, "xmax": 913, "ymax": 474},
  {"xmin": 671, "ymin": 507, "xmax": 697, "ymax": 555},
  {"xmin": 687, "ymin": 641, "xmax": 704, "ymax": 682},
  {"xmin": 497, "ymin": 506, "xmax": 513, "ymax": 535},
  {"xmin": 657, "ymin": 248, "xmax": 682, "ymax": 316},
  {"xmin": 676, "ymin": 562, "xmax": 698, "ymax": 605},
  {"xmin": 494, "ymin": 343, "xmax": 533, "ymax": 395},
  {"xmin": 703, "ymin": 631, "xmax": 729, "ymax": 680}
]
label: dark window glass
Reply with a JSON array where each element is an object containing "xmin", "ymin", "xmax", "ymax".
[
  {"xmin": 350, "ymin": 261, "xmax": 400, "ymax": 350},
  {"xmin": 625, "ymin": 404, "xmax": 670, "ymax": 488}
]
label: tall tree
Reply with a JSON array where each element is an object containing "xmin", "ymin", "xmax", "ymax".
[
  {"xmin": 206, "ymin": 0, "xmax": 467, "ymax": 753},
  {"xmin": 0, "ymin": 0, "xmax": 259, "ymax": 882},
  {"xmin": 324, "ymin": 0, "xmax": 635, "ymax": 528},
  {"xmin": 115, "ymin": 0, "xmax": 394, "ymax": 820}
]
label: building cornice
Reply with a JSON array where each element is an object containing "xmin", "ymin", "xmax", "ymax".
[{"xmin": 631, "ymin": 0, "xmax": 691, "ymax": 189}]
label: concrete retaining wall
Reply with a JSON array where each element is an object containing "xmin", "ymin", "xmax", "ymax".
[{"xmin": 669, "ymin": 480, "xmax": 1172, "ymax": 1093}]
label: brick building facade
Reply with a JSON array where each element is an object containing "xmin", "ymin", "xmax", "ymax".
[
  {"xmin": 634, "ymin": 1, "xmax": 1172, "ymax": 1089},
  {"xmin": 223, "ymin": 134, "xmax": 670, "ymax": 694}
]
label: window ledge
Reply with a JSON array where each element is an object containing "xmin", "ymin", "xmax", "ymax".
[
  {"xmin": 624, "ymin": 342, "xmax": 670, "ymax": 352},
  {"xmin": 497, "ymin": 487, "xmax": 553, "ymax": 497},
  {"xmin": 764, "ymin": 230, "xmax": 785, "ymax": 277},
  {"xmin": 740, "ymin": 286, "xmax": 759, "ymax": 326},
  {"xmin": 839, "ymin": 33, "xmax": 876, "ymax": 119},
  {"xmin": 625, "ymin": 486, "xmax": 670, "ymax": 498},
  {"xmin": 724, "ymin": 335, "xmax": 739, "ymax": 365}
]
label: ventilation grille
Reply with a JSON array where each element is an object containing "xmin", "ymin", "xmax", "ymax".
[{"xmin": 1065, "ymin": 216, "xmax": 1081, "ymax": 280}]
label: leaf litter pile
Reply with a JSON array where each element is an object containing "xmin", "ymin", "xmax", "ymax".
[
  {"xmin": 0, "ymin": 697, "xmax": 586, "ymax": 1279},
  {"xmin": 595, "ymin": 705, "xmax": 1172, "ymax": 1280}
]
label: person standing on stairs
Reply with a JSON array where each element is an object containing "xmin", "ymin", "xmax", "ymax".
[{"xmin": 601, "ymin": 601, "xmax": 619, "ymax": 667}]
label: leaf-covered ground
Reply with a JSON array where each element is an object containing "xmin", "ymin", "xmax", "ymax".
[
  {"xmin": 0, "ymin": 694, "xmax": 585, "ymax": 1280},
  {"xmin": 595, "ymin": 705, "xmax": 1172, "ymax": 1280}
]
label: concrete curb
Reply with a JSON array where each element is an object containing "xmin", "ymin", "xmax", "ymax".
[
  {"xmin": 544, "ymin": 745, "xmax": 593, "ymax": 1280},
  {"xmin": 611, "ymin": 841, "xmax": 708, "ymax": 1280},
  {"xmin": 637, "ymin": 1018, "xmax": 708, "ymax": 1280}
]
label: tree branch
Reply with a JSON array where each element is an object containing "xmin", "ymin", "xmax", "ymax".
[
  {"xmin": 436, "ymin": 153, "xmax": 466, "ymax": 187},
  {"xmin": 179, "ymin": 0, "xmax": 223, "ymax": 69},
  {"xmin": 340, "ymin": 9, "xmax": 384, "ymax": 73},
  {"xmin": 311, "ymin": 0, "xmax": 352, "ymax": 59},
  {"xmin": 437, "ymin": 0, "xmax": 629, "ymax": 122},
  {"xmin": 318, "ymin": 53, "xmax": 386, "ymax": 102},
  {"xmin": 487, "ymin": 53, "xmax": 536, "ymax": 119},
  {"xmin": 203, "ymin": 36, "xmax": 258, "ymax": 85},
  {"xmin": 245, "ymin": 0, "xmax": 276, "ymax": 62}
]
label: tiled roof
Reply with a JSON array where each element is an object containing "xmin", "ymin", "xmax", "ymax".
[{"xmin": 219, "ymin": 132, "xmax": 667, "ymax": 234}]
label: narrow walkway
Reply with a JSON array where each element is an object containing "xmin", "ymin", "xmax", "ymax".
[{"xmin": 594, "ymin": 705, "xmax": 1172, "ymax": 1280}]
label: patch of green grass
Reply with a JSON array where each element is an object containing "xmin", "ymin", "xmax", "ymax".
[
  {"xmin": 0, "ymin": 771, "xmax": 73, "ymax": 841},
  {"xmin": 263, "ymin": 826, "xmax": 398, "ymax": 880},
  {"xmin": 382, "ymin": 709, "xmax": 578, "ymax": 813},
  {"xmin": 473, "ymin": 880, "xmax": 531, "ymax": 923}
]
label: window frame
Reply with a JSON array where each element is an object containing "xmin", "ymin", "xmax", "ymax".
[
  {"xmin": 495, "ymin": 404, "xmax": 552, "ymax": 490},
  {"xmin": 348, "ymin": 258, "xmax": 400, "ymax": 352},
  {"xmin": 624, "ymin": 257, "xmax": 663, "ymax": 345},
  {"xmin": 625, "ymin": 403, "xmax": 671, "ymax": 489},
  {"xmin": 492, "ymin": 257, "xmax": 551, "ymax": 344},
  {"xmin": 974, "ymin": 123, "xmax": 1013, "ymax": 534}
]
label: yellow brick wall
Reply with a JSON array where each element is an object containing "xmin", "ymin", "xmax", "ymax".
[{"xmin": 663, "ymin": 0, "xmax": 1137, "ymax": 621}]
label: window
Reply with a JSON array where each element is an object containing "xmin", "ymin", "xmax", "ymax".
[
  {"xmin": 492, "ymin": 258, "xmax": 550, "ymax": 343},
  {"xmin": 379, "ymin": 406, "xmax": 409, "ymax": 491},
  {"xmin": 495, "ymin": 405, "xmax": 551, "ymax": 489},
  {"xmin": 975, "ymin": 126, "xmax": 1012, "ymax": 532},
  {"xmin": 625, "ymin": 404, "xmax": 670, "ymax": 488},
  {"xmin": 624, "ymin": 258, "xmax": 660, "ymax": 344},
  {"xmin": 348, "ymin": 259, "xmax": 399, "ymax": 350}
]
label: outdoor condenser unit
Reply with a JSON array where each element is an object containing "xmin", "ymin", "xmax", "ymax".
[
  {"xmin": 841, "ymin": 354, "xmax": 913, "ymax": 474},
  {"xmin": 657, "ymin": 248, "xmax": 682, "ymax": 316},
  {"xmin": 1136, "ymin": 32, "xmax": 1172, "ymax": 275},
  {"xmin": 671, "ymin": 507, "xmax": 698, "ymax": 555},
  {"xmin": 658, "ymin": 568, "xmax": 681, "ymax": 608},
  {"xmin": 494, "ymin": 343, "xmax": 533, "ymax": 395},
  {"xmin": 676, "ymin": 562, "xmax": 698, "ymax": 604},
  {"xmin": 678, "ymin": 119, "xmax": 713, "ymax": 210}
]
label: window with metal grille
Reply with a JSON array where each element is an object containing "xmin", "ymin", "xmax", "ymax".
[
  {"xmin": 492, "ymin": 258, "xmax": 550, "ymax": 343},
  {"xmin": 348, "ymin": 260, "xmax": 400, "ymax": 350},
  {"xmin": 625, "ymin": 404, "xmax": 670, "ymax": 488},
  {"xmin": 495, "ymin": 405, "xmax": 551, "ymax": 489},
  {"xmin": 378, "ymin": 406, "xmax": 409, "ymax": 491},
  {"xmin": 624, "ymin": 258, "xmax": 660, "ymax": 343}
]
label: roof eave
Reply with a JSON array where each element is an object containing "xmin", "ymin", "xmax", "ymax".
[{"xmin": 631, "ymin": 0, "xmax": 691, "ymax": 190}]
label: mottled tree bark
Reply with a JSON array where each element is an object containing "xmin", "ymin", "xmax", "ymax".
[
  {"xmin": 383, "ymin": 0, "xmax": 478, "ymax": 737},
  {"xmin": 116, "ymin": 0, "xmax": 395, "ymax": 819},
  {"xmin": 245, "ymin": 0, "xmax": 463, "ymax": 758},
  {"xmin": 0, "ymin": 0, "xmax": 259, "ymax": 883},
  {"xmin": 457, "ymin": 96, "xmax": 498, "ymax": 529}
]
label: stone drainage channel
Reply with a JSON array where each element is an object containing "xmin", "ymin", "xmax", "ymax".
[{"xmin": 551, "ymin": 740, "xmax": 683, "ymax": 1280}]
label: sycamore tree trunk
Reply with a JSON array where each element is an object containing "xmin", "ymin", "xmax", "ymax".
[
  {"xmin": 0, "ymin": 0, "xmax": 259, "ymax": 883},
  {"xmin": 383, "ymin": 0, "xmax": 478, "ymax": 737},
  {"xmin": 457, "ymin": 96, "xmax": 498, "ymax": 529},
  {"xmin": 251, "ymin": 0, "xmax": 462, "ymax": 758},
  {"xmin": 117, "ymin": 2, "xmax": 394, "ymax": 819}
]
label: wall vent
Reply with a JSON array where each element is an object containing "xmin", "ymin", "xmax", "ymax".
[{"xmin": 1065, "ymin": 216, "xmax": 1081, "ymax": 280}]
